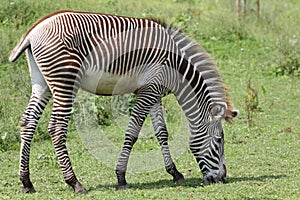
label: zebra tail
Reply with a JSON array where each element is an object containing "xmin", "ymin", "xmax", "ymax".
[{"xmin": 9, "ymin": 34, "xmax": 30, "ymax": 62}]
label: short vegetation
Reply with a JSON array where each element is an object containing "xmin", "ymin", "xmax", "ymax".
[{"xmin": 0, "ymin": 0, "xmax": 299, "ymax": 199}]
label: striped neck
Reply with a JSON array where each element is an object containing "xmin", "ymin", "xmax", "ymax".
[{"xmin": 166, "ymin": 28, "xmax": 227, "ymax": 128}]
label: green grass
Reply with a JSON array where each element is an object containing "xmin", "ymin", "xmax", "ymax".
[{"xmin": 0, "ymin": 0, "xmax": 299, "ymax": 199}]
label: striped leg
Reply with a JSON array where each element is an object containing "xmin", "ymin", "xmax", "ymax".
[
  {"xmin": 47, "ymin": 87, "xmax": 87, "ymax": 194},
  {"xmin": 115, "ymin": 87, "xmax": 159, "ymax": 190},
  {"xmin": 19, "ymin": 49, "xmax": 52, "ymax": 193},
  {"xmin": 19, "ymin": 89, "xmax": 52, "ymax": 193},
  {"xmin": 150, "ymin": 100, "xmax": 184, "ymax": 183}
]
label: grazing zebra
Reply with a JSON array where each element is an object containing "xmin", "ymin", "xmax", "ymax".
[{"xmin": 9, "ymin": 10, "xmax": 238, "ymax": 194}]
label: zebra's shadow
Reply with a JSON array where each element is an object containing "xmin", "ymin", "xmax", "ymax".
[{"xmin": 89, "ymin": 174, "xmax": 285, "ymax": 191}]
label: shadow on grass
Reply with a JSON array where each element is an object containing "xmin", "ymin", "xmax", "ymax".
[
  {"xmin": 226, "ymin": 174, "xmax": 286, "ymax": 184},
  {"xmin": 89, "ymin": 174, "xmax": 286, "ymax": 191}
]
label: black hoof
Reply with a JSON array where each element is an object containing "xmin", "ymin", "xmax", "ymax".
[
  {"xmin": 115, "ymin": 170, "xmax": 127, "ymax": 190},
  {"xmin": 22, "ymin": 186, "xmax": 36, "ymax": 193},
  {"xmin": 20, "ymin": 174, "xmax": 36, "ymax": 193},
  {"xmin": 173, "ymin": 173, "xmax": 185, "ymax": 183},
  {"xmin": 73, "ymin": 181, "xmax": 88, "ymax": 194},
  {"xmin": 116, "ymin": 184, "xmax": 127, "ymax": 190},
  {"xmin": 75, "ymin": 189, "xmax": 88, "ymax": 194},
  {"xmin": 174, "ymin": 177, "xmax": 185, "ymax": 183}
]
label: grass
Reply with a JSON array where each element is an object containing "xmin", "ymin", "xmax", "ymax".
[{"xmin": 0, "ymin": 0, "xmax": 299, "ymax": 199}]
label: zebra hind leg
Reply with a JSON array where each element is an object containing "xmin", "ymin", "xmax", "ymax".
[
  {"xmin": 150, "ymin": 101, "xmax": 185, "ymax": 183},
  {"xmin": 48, "ymin": 93, "xmax": 88, "ymax": 194},
  {"xmin": 19, "ymin": 49, "xmax": 52, "ymax": 193},
  {"xmin": 19, "ymin": 89, "xmax": 52, "ymax": 193},
  {"xmin": 42, "ymin": 63, "xmax": 87, "ymax": 193}
]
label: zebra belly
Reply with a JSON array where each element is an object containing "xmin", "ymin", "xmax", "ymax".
[{"xmin": 81, "ymin": 72, "xmax": 142, "ymax": 95}]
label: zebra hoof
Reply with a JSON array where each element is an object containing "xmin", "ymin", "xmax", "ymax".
[
  {"xmin": 74, "ymin": 182, "xmax": 88, "ymax": 194},
  {"xmin": 173, "ymin": 173, "xmax": 185, "ymax": 183},
  {"xmin": 116, "ymin": 184, "xmax": 127, "ymax": 190},
  {"xmin": 75, "ymin": 188, "xmax": 88, "ymax": 194},
  {"xmin": 174, "ymin": 177, "xmax": 185, "ymax": 183},
  {"xmin": 22, "ymin": 186, "xmax": 36, "ymax": 193}
]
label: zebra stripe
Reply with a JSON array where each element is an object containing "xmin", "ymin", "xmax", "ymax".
[{"xmin": 9, "ymin": 10, "xmax": 237, "ymax": 193}]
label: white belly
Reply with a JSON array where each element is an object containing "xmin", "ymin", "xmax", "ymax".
[{"xmin": 81, "ymin": 71, "xmax": 142, "ymax": 95}]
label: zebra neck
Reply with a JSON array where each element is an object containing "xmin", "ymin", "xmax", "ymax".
[
  {"xmin": 173, "ymin": 72, "xmax": 211, "ymax": 129},
  {"xmin": 171, "ymin": 59, "xmax": 226, "ymax": 133}
]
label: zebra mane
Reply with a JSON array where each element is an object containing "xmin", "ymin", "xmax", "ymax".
[
  {"xmin": 166, "ymin": 27, "xmax": 235, "ymax": 118},
  {"xmin": 146, "ymin": 17, "xmax": 169, "ymax": 29},
  {"xmin": 133, "ymin": 17, "xmax": 235, "ymax": 119}
]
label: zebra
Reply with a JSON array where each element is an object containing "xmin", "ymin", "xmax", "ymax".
[{"xmin": 9, "ymin": 10, "xmax": 238, "ymax": 194}]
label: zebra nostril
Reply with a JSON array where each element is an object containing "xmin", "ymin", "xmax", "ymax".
[
  {"xmin": 202, "ymin": 167, "xmax": 227, "ymax": 185},
  {"xmin": 223, "ymin": 164, "xmax": 227, "ymax": 177},
  {"xmin": 202, "ymin": 174, "xmax": 217, "ymax": 185},
  {"xmin": 221, "ymin": 176, "xmax": 227, "ymax": 183}
]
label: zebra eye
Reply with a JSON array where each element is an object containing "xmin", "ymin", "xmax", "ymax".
[{"xmin": 215, "ymin": 136, "xmax": 222, "ymax": 143}]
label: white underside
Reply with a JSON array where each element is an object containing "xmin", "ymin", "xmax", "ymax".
[{"xmin": 81, "ymin": 71, "xmax": 144, "ymax": 95}]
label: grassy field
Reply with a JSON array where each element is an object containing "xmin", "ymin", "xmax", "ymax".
[{"xmin": 0, "ymin": 0, "xmax": 299, "ymax": 199}]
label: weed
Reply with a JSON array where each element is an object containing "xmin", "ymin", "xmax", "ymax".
[
  {"xmin": 273, "ymin": 34, "xmax": 300, "ymax": 77},
  {"xmin": 245, "ymin": 79, "xmax": 263, "ymax": 128},
  {"xmin": 73, "ymin": 92, "xmax": 136, "ymax": 127}
]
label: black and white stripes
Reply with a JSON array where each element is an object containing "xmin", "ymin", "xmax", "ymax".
[{"xmin": 9, "ymin": 10, "xmax": 237, "ymax": 193}]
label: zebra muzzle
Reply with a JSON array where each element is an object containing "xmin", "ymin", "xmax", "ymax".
[{"xmin": 202, "ymin": 164, "xmax": 227, "ymax": 185}]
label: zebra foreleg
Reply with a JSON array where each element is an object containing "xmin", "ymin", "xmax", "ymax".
[
  {"xmin": 150, "ymin": 101, "xmax": 185, "ymax": 183},
  {"xmin": 19, "ymin": 89, "xmax": 52, "ymax": 193},
  {"xmin": 115, "ymin": 87, "xmax": 160, "ymax": 190}
]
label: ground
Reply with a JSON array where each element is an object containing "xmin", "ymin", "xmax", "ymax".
[{"xmin": 0, "ymin": 0, "xmax": 299, "ymax": 199}]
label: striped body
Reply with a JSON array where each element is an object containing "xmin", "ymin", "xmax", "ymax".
[{"xmin": 9, "ymin": 10, "xmax": 237, "ymax": 193}]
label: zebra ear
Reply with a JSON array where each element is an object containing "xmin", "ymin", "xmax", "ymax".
[
  {"xmin": 225, "ymin": 109, "xmax": 239, "ymax": 123},
  {"xmin": 210, "ymin": 104, "xmax": 226, "ymax": 121}
]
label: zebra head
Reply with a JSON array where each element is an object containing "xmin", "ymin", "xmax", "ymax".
[{"xmin": 190, "ymin": 104, "xmax": 238, "ymax": 184}]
